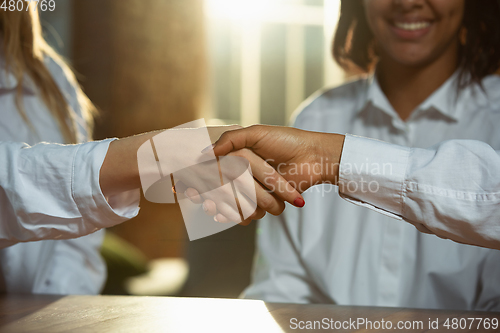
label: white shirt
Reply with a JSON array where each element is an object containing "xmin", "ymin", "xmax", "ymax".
[
  {"xmin": 340, "ymin": 135, "xmax": 500, "ymax": 251},
  {"xmin": 0, "ymin": 56, "xmax": 140, "ymax": 294},
  {"xmin": 243, "ymin": 72, "xmax": 500, "ymax": 311}
]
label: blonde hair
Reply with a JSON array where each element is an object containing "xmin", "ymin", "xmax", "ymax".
[{"xmin": 0, "ymin": 10, "xmax": 96, "ymax": 144}]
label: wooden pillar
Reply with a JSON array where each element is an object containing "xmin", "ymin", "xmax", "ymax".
[{"xmin": 72, "ymin": 0, "xmax": 206, "ymax": 258}]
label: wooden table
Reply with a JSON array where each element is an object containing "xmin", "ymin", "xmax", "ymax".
[{"xmin": 0, "ymin": 295, "xmax": 499, "ymax": 332}]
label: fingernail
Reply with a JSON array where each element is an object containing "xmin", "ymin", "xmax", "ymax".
[
  {"xmin": 201, "ymin": 143, "xmax": 216, "ymax": 154},
  {"xmin": 184, "ymin": 190, "xmax": 189, "ymax": 198},
  {"xmin": 294, "ymin": 198, "xmax": 305, "ymax": 208},
  {"xmin": 214, "ymin": 216, "xmax": 219, "ymax": 222},
  {"xmin": 203, "ymin": 202, "xmax": 209, "ymax": 213}
]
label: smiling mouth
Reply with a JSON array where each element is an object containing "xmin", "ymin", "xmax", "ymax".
[{"xmin": 394, "ymin": 21, "xmax": 432, "ymax": 31}]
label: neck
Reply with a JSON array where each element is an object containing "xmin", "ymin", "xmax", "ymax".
[{"xmin": 376, "ymin": 44, "xmax": 459, "ymax": 121}]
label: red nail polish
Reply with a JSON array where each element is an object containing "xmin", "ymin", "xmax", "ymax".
[{"xmin": 294, "ymin": 198, "xmax": 305, "ymax": 208}]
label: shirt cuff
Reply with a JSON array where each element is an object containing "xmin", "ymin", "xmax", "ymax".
[
  {"xmin": 338, "ymin": 134, "xmax": 410, "ymax": 218},
  {"xmin": 71, "ymin": 139, "xmax": 140, "ymax": 230}
]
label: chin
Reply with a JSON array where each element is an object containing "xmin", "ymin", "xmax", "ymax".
[
  {"xmin": 387, "ymin": 48, "xmax": 436, "ymax": 67},
  {"xmin": 393, "ymin": 57, "xmax": 433, "ymax": 67}
]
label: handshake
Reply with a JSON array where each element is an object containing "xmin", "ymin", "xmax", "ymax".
[{"xmin": 137, "ymin": 120, "xmax": 345, "ymax": 240}]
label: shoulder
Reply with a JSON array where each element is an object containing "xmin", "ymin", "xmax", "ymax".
[
  {"xmin": 44, "ymin": 55, "xmax": 77, "ymax": 96},
  {"xmin": 44, "ymin": 54, "xmax": 90, "ymax": 141},
  {"xmin": 43, "ymin": 54, "xmax": 84, "ymax": 118},
  {"xmin": 291, "ymin": 77, "xmax": 369, "ymax": 130},
  {"xmin": 481, "ymin": 74, "xmax": 500, "ymax": 111},
  {"xmin": 464, "ymin": 74, "xmax": 500, "ymax": 112}
]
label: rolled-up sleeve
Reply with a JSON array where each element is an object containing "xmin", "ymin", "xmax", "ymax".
[
  {"xmin": 0, "ymin": 139, "xmax": 140, "ymax": 248},
  {"xmin": 338, "ymin": 134, "xmax": 500, "ymax": 250}
]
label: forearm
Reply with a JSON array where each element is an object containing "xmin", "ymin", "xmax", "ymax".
[{"xmin": 100, "ymin": 130, "xmax": 160, "ymax": 197}]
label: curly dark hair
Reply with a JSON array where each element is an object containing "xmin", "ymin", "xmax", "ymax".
[{"xmin": 333, "ymin": 0, "xmax": 500, "ymax": 87}]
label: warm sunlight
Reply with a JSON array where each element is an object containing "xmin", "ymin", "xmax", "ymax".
[{"xmin": 205, "ymin": 0, "xmax": 280, "ymax": 22}]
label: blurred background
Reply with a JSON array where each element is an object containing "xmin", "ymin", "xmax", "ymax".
[{"xmin": 41, "ymin": 0, "xmax": 346, "ymax": 298}]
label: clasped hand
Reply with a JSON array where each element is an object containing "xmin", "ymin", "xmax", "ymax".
[{"xmin": 186, "ymin": 125, "xmax": 345, "ymax": 225}]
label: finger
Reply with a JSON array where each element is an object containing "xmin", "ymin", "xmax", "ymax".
[
  {"xmin": 253, "ymin": 182, "xmax": 285, "ymax": 216},
  {"xmin": 256, "ymin": 165, "xmax": 305, "ymax": 207},
  {"xmin": 185, "ymin": 188, "xmax": 202, "ymax": 204},
  {"xmin": 212, "ymin": 185, "xmax": 272, "ymax": 224},
  {"xmin": 233, "ymin": 178, "xmax": 285, "ymax": 217},
  {"xmin": 210, "ymin": 126, "xmax": 267, "ymax": 156},
  {"xmin": 196, "ymin": 180, "xmax": 243, "ymax": 222},
  {"xmin": 232, "ymin": 182, "xmax": 258, "ymax": 219},
  {"xmin": 214, "ymin": 213, "xmax": 230, "ymax": 223},
  {"xmin": 202, "ymin": 200, "xmax": 217, "ymax": 216},
  {"xmin": 226, "ymin": 161, "xmax": 286, "ymax": 217},
  {"xmin": 207, "ymin": 125, "xmax": 243, "ymax": 143},
  {"xmin": 215, "ymin": 206, "xmax": 266, "ymax": 226},
  {"xmin": 233, "ymin": 149, "xmax": 305, "ymax": 208},
  {"xmin": 208, "ymin": 185, "xmax": 264, "ymax": 224},
  {"xmin": 239, "ymin": 207, "xmax": 266, "ymax": 226},
  {"xmin": 214, "ymin": 201, "xmax": 243, "ymax": 222}
]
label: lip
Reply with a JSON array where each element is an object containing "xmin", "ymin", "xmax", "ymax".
[{"xmin": 388, "ymin": 19, "xmax": 434, "ymax": 40}]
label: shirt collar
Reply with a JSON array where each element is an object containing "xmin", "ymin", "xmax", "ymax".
[
  {"xmin": 416, "ymin": 70, "xmax": 462, "ymax": 121},
  {"xmin": 364, "ymin": 74, "xmax": 399, "ymax": 120},
  {"xmin": 361, "ymin": 69, "xmax": 481, "ymax": 124}
]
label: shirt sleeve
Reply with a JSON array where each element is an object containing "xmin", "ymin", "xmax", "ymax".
[
  {"xmin": 0, "ymin": 139, "xmax": 140, "ymax": 249},
  {"xmin": 338, "ymin": 134, "xmax": 500, "ymax": 250}
]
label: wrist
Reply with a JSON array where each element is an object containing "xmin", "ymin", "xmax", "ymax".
[
  {"xmin": 319, "ymin": 133, "xmax": 345, "ymax": 185},
  {"xmin": 100, "ymin": 130, "xmax": 160, "ymax": 197}
]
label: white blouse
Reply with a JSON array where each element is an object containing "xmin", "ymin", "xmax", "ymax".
[
  {"xmin": 243, "ymin": 72, "xmax": 500, "ymax": 311},
  {"xmin": 339, "ymin": 134, "xmax": 500, "ymax": 251},
  {"xmin": 0, "ymin": 56, "xmax": 139, "ymax": 294}
]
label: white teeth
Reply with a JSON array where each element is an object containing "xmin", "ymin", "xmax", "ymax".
[{"xmin": 395, "ymin": 21, "xmax": 431, "ymax": 31}]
